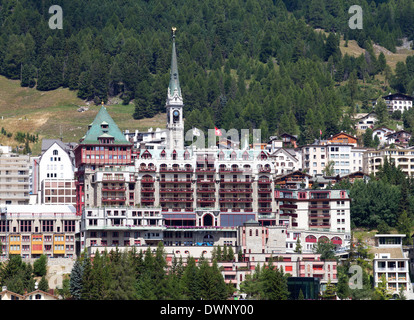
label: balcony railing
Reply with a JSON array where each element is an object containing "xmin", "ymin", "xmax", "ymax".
[
  {"xmin": 160, "ymin": 198, "xmax": 194, "ymax": 202},
  {"xmin": 220, "ymin": 179, "xmax": 253, "ymax": 184},
  {"xmin": 197, "ymin": 198, "xmax": 216, "ymax": 203},
  {"xmin": 160, "ymin": 188, "xmax": 194, "ymax": 193},
  {"xmin": 219, "ymin": 188, "xmax": 252, "ymax": 193},
  {"xmin": 197, "ymin": 188, "xmax": 216, "ymax": 192},
  {"xmin": 160, "ymin": 168, "xmax": 193, "ymax": 173},
  {"xmin": 220, "ymin": 198, "xmax": 253, "ymax": 203},
  {"xmin": 102, "ymin": 197, "xmax": 126, "ymax": 202}
]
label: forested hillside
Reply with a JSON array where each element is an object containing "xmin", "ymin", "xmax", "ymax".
[{"xmin": 1, "ymin": 0, "xmax": 414, "ymax": 143}]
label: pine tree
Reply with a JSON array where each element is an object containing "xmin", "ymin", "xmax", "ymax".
[
  {"xmin": 38, "ymin": 275, "xmax": 49, "ymax": 292},
  {"xmin": 69, "ymin": 259, "xmax": 83, "ymax": 300},
  {"xmin": 181, "ymin": 256, "xmax": 200, "ymax": 300}
]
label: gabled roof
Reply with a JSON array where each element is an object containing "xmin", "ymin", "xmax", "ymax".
[
  {"xmin": 80, "ymin": 106, "xmax": 131, "ymax": 145},
  {"xmin": 328, "ymin": 131, "xmax": 357, "ymax": 141},
  {"xmin": 382, "ymin": 93, "xmax": 413, "ymax": 100},
  {"xmin": 270, "ymin": 148, "xmax": 298, "ymax": 161},
  {"xmin": 275, "ymin": 170, "xmax": 312, "ymax": 180}
]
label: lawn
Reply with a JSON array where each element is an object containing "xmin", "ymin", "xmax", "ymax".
[{"xmin": 0, "ymin": 76, "xmax": 166, "ymax": 155}]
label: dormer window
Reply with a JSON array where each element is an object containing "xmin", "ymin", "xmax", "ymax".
[{"xmin": 101, "ymin": 121, "xmax": 109, "ymax": 129}]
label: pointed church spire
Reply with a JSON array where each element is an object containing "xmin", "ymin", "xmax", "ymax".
[{"xmin": 168, "ymin": 27, "xmax": 182, "ymax": 102}]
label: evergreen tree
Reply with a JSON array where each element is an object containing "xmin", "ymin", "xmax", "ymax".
[
  {"xmin": 69, "ymin": 259, "xmax": 84, "ymax": 300},
  {"xmin": 33, "ymin": 254, "xmax": 47, "ymax": 277},
  {"xmin": 181, "ymin": 256, "xmax": 200, "ymax": 300},
  {"xmin": 38, "ymin": 275, "xmax": 49, "ymax": 292}
]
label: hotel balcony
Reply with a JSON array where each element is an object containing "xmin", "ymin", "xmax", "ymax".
[
  {"xmin": 141, "ymin": 178, "xmax": 155, "ymax": 183},
  {"xmin": 220, "ymin": 179, "xmax": 253, "ymax": 184},
  {"xmin": 195, "ymin": 167, "xmax": 216, "ymax": 173},
  {"xmin": 219, "ymin": 168, "xmax": 244, "ymax": 173},
  {"xmin": 219, "ymin": 197, "xmax": 253, "ymax": 203},
  {"xmin": 160, "ymin": 198, "xmax": 194, "ymax": 203},
  {"xmin": 160, "ymin": 188, "xmax": 194, "ymax": 193},
  {"xmin": 279, "ymin": 203, "xmax": 297, "ymax": 209},
  {"xmin": 102, "ymin": 176, "xmax": 125, "ymax": 182},
  {"xmin": 141, "ymin": 187, "xmax": 155, "ymax": 192},
  {"xmin": 139, "ymin": 166, "xmax": 156, "ymax": 172},
  {"xmin": 160, "ymin": 167, "xmax": 193, "ymax": 173},
  {"xmin": 257, "ymin": 179, "xmax": 271, "ymax": 184},
  {"xmin": 258, "ymin": 188, "xmax": 271, "ymax": 193},
  {"xmin": 309, "ymin": 204, "xmax": 330, "ymax": 209},
  {"xmin": 197, "ymin": 188, "xmax": 216, "ymax": 193},
  {"xmin": 309, "ymin": 223, "xmax": 330, "ymax": 228},
  {"xmin": 162, "ymin": 178, "xmax": 192, "ymax": 183},
  {"xmin": 102, "ymin": 197, "xmax": 126, "ymax": 202},
  {"xmin": 197, "ymin": 198, "xmax": 216, "ymax": 203},
  {"xmin": 258, "ymin": 207, "xmax": 272, "ymax": 213},
  {"xmin": 141, "ymin": 198, "xmax": 156, "ymax": 202},
  {"xmin": 258, "ymin": 197, "xmax": 272, "ymax": 202},
  {"xmin": 219, "ymin": 188, "xmax": 252, "ymax": 193},
  {"xmin": 309, "ymin": 213, "xmax": 330, "ymax": 218},
  {"xmin": 102, "ymin": 187, "xmax": 126, "ymax": 192},
  {"xmin": 196, "ymin": 178, "xmax": 215, "ymax": 183}
]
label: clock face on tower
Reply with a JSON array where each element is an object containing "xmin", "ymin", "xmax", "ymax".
[{"xmin": 172, "ymin": 110, "xmax": 180, "ymax": 123}]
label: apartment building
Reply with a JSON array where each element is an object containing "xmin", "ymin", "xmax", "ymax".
[
  {"xmin": 354, "ymin": 112, "xmax": 377, "ymax": 132},
  {"xmin": 0, "ymin": 205, "xmax": 79, "ymax": 258},
  {"xmin": 381, "ymin": 93, "xmax": 413, "ymax": 113},
  {"xmin": 302, "ymin": 144, "xmax": 327, "ymax": 175},
  {"xmin": 0, "ymin": 149, "xmax": 30, "ymax": 205},
  {"xmin": 270, "ymin": 147, "xmax": 302, "ymax": 176},
  {"xmin": 363, "ymin": 148, "xmax": 414, "ymax": 176},
  {"xmin": 35, "ymin": 140, "xmax": 76, "ymax": 206},
  {"xmin": 372, "ymin": 234, "xmax": 413, "ymax": 299}
]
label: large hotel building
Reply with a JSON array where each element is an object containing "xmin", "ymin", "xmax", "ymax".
[{"xmin": 73, "ymin": 33, "xmax": 351, "ymax": 265}]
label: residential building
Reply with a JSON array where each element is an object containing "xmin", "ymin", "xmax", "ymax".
[
  {"xmin": 363, "ymin": 148, "xmax": 414, "ymax": 176},
  {"xmin": 354, "ymin": 112, "xmax": 377, "ymax": 132},
  {"xmin": 327, "ymin": 132, "xmax": 358, "ymax": 147},
  {"xmin": 270, "ymin": 147, "xmax": 302, "ymax": 176},
  {"xmin": 0, "ymin": 205, "xmax": 79, "ymax": 258},
  {"xmin": 372, "ymin": 127, "xmax": 395, "ymax": 146},
  {"xmin": 371, "ymin": 234, "xmax": 413, "ymax": 299},
  {"xmin": 302, "ymin": 144, "xmax": 327, "ymax": 175},
  {"xmin": 0, "ymin": 149, "xmax": 30, "ymax": 205},
  {"xmin": 385, "ymin": 130, "xmax": 411, "ymax": 147},
  {"xmin": 381, "ymin": 93, "xmax": 413, "ymax": 113},
  {"xmin": 35, "ymin": 140, "xmax": 76, "ymax": 205}
]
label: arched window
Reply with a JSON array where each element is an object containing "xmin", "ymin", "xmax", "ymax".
[
  {"xmin": 53, "ymin": 150, "xmax": 58, "ymax": 155},
  {"xmin": 305, "ymin": 235, "xmax": 317, "ymax": 243}
]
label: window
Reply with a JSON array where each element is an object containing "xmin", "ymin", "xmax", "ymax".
[{"xmin": 42, "ymin": 220, "xmax": 54, "ymax": 232}]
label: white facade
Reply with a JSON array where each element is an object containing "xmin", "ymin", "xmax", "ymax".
[
  {"xmin": 302, "ymin": 144, "xmax": 327, "ymax": 175},
  {"xmin": 372, "ymin": 234, "xmax": 413, "ymax": 299},
  {"xmin": 363, "ymin": 148, "xmax": 414, "ymax": 177},
  {"xmin": 354, "ymin": 112, "xmax": 377, "ymax": 131},
  {"xmin": 271, "ymin": 148, "xmax": 302, "ymax": 176},
  {"xmin": 373, "ymin": 127, "xmax": 395, "ymax": 146},
  {"xmin": 37, "ymin": 142, "xmax": 75, "ymax": 205}
]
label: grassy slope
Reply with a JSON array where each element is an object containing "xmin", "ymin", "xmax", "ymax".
[{"xmin": 0, "ymin": 77, "xmax": 165, "ymax": 155}]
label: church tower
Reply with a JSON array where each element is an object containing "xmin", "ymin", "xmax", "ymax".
[{"xmin": 166, "ymin": 27, "xmax": 184, "ymax": 150}]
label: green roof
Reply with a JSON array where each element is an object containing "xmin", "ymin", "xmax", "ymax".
[{"xmin": 80, "ymin": 106, "xmax": 131, "ymax": 145}]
